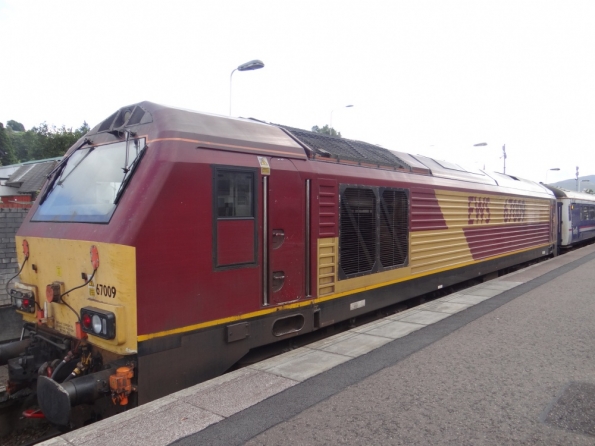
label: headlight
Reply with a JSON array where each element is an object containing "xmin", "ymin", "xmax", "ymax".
[{"xmin": 80, "ymin": 307, "xmax": 116, "ymax": 340}]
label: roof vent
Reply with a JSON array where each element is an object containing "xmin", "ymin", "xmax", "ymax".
[{"xmin": 95, "ymin": 105, "xmax": 152, "ymax": 134}]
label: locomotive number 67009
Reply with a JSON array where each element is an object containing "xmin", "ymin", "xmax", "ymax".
[{"xmin": 96, "ymin": 284, "xmax": 117, "ymax": 299}]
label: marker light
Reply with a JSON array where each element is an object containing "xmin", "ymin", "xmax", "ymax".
[
  {"xmin": 82, "ymin": 313, "xmax": 92, "ymax": 330},
  {"xmin": 80, "ymin": 306, "xmax": 116, "ymax": 340},
  {"xmin": 10, "ymin": 289, "xmax": 35, "ymax": 313}
]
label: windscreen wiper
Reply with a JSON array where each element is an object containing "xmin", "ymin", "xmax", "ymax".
[{"xmin": 114, "ymin": 139, "xmax": 146, "ymax": 205}]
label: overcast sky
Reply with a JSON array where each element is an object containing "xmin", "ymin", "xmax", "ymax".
[{"xmin": 1, "ymin": 0, "xmax": 594, "ymax": 185}]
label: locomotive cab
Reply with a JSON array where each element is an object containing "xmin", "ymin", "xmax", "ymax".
[{"xmin": 3, "ymin": 117, "xmax": 146, "ymax": 427}]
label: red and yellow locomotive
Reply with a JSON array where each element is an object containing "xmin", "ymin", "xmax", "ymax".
[{"xmin": 1, "ymin": 102, "xmax": 556, "ymax": 427}]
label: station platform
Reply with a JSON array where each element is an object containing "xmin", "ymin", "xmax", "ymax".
[{"xmin": 42, "ymin": 245, "xmax": 595, "ymax": 446}]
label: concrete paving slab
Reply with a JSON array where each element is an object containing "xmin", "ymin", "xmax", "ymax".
[
  {"xmin": 422, "ymin": 301, "xmax": 472, "ymax": 314},
  {"xmin": 37, "ymin": 438, "xmax": 71, "ymax": 446},
  {"xmin": 396, "ymin": 309, "xmax": 452, "ymax": 325},
  {"xmin": 247, "ymin": 346, "xmax": 318, "ymax": 371},
  {"xmin": 438, "ymin": 292, "xmax": 467, "ymax": 302},
  {"xmin": 170, "ymin": 367, "xmax": 260, "ymax": 399},
  {"xmin": 351, "ymin": 316, "xmax": 404, "ymax": 333},
  {"xmin": 63, "ymin": 393, "xmax": 180, "ymax": 432},
  {"xmin": 183, "ymin": 368, "xmax": 297, "ymax": 417},
  {"xmin": 448, "ymin": 294, "xmax": 494, "ymax": 305},
  {"xmin": 306, "ymin": 330, "xmax": 360, "ymax": 350},
  {"xmin": 248, "ymin": 348, "xmax": 351, "ymax": 382},
  {"xmin": 311, "ymin": 331, "xmax": 393, "ymax": 357},
  {"xmin": 63, "ymin": 400, "xmax": 222, "ymax": 446},
  {"xmin": 362, "ymin": 320, "xmax": 424, "ymax": 339},
  {"xmin": 459, "ymin": 286, "xmax": 503, "ymax": 297},
  {"xmin": 480, "ymin": 280, "xmax": 523, "ymax": 290}
]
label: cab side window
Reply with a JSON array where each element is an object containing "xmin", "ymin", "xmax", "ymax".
[
  {"xmin": 217, "ymin": 171, "xmax": 254, "ymax": 218},
  {"xmin": 213, "ymin": 167, "xmax": 257, "ymax": 269}
]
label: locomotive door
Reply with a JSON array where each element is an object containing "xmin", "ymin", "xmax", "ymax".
[
  {"xmin": 557, "ymin": 202, "xmax": 562, "ymax": 248},
  {"xmin": 263, "ymin": 158, "xmax": 305, "ymax": 305}
]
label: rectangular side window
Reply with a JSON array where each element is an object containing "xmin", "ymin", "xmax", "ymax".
[
  {"xmin": 217, "ymin": 171, "xmax": 254, "ymax": 218},
  {"xmin": 213, "ymin": 167, "xmax": 257, "ymax": 269}
]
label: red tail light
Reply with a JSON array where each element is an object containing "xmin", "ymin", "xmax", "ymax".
[{"xmin": 82, "ymin": 313, "xmax": 92, "ymax": 329}]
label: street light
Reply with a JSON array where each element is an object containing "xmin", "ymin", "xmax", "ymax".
[
  {"xmin": 501, "ymin": 144, "xmax": 507, "ymax": 174},
  {"xmin": 545, "ymin": 168, "xmax": 560, "ymax": 184},
  {"xmin": 329, "ymin": 105, "xmax": 354, "ymax": 136},
  {"xmin": 472, "ymin": 142, "xmax": 506, "ymax": 173},
  {"xmin": 472, "ymin": 143, "xmax": 487, "ymax": 170},
  {"xmin": 229, "ymin": 59, "xmax": 265, "ymax": 116}
]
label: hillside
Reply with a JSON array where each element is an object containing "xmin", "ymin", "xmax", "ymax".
[{"xmin": 549, "ymin": 174, "xmax": 595, "ymax": 192}]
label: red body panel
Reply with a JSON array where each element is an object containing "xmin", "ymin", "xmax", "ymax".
[
  {"xmin": 217, "ymin": 220, "xmax": 255, "ymax": 266},
  {"xmin": 410, "ymin": 187, "xmax": 448, "ymax": 231},
  {"xmin": 463, "ymin": 223, "xmax": 551, "ymax": 260}
]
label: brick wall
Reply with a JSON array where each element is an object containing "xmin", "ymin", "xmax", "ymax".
[{"xmin": 0, "ymin": 207, "xmax": 31, "ymax": 307}]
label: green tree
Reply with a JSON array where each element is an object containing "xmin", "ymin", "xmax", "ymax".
[
  {"xmin": 584, "ymin": 189, "xmax": 594, "ymax": 194},
  {"xmin": 0, "ymin": 123, "xmax": 17, "ymax": 166},
  {"xmin": 312, "ymin": 125, "xmax": 341, "ymax": 138},
  {"xmin": 9, "ymin": 129, "xmax": 41, "ymax": 162},
  {"xmin": 6, "ymin": 120, "xmax": 90, "ymax": 162},
  {"xmin": 6, "ymin": 120, "xmax": 25, "ymax": 132},
  {"xmin": 28, "ymin": 121, "xmax": 90, "ymax": 160}
]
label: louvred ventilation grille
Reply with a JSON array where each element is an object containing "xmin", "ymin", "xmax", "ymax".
[
  {"xmin": 340, "ymin": 188, "xmax": 377, "ymax": 275},
  {"xmin": 379, "ymin": 189, "xmax": 409, "ymax": 267}
]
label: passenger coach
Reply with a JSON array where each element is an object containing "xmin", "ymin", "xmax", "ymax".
[
  {"xmin": 545, "ymin": 185, "xmax": 595, "ymax": 249},
  {"xmin": 3, "ymin": 102, "xmax": 556, "ymax": 427}
]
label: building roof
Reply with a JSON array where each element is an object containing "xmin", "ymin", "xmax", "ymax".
[{"xmin": 6, "ymin": 160, "xmax": 57, "ymax": 194}]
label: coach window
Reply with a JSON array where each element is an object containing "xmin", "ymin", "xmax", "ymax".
[{"xmin": 213, "ymin": 168, "xmax": 257, "ymax": 268}]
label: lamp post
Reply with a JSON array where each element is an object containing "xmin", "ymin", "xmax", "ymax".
[
  {"xmin": 229, "ymin": 59, "xmax": 265, "ymax": 116},
  {"xmin": 501, "ymin": 144, "xmax": 507, "ymax": 174},
  {"xmin": 473, "ymin": 142, "xmax": 487, "ymax": 170},
  {"xmin": 545, "ymin": 168, "xmax": 560, "ymax": 184},
  {"xmin": 329, "ymin": 105, "xmax": 354, "ymax": 136},
  {"xmin": 472, "ymin": 142, "xmax": 507, "ymax": 172}
]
